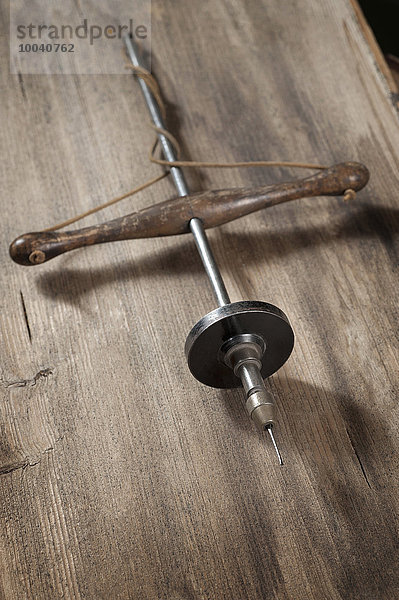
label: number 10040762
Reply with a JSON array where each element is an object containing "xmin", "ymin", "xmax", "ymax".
[{"xmin": 18, "ymin": 43, "xmax": 74, "ymax": 52}]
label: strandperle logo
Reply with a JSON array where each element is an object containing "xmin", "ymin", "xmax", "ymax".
[
  {"xmin": 16, "ymin": 19, "xmax": 148, "ymax": 45},
  {"xmin": 10, "ymin": 1, "xmax": 151, "ymax": 74}
]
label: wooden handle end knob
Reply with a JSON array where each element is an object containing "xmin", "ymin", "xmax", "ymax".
[{"xmin": 9, "ymin": 232, "xmax": 65, "ymax": 266}]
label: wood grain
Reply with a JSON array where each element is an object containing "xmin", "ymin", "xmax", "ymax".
[{"xmin": 1, "ymin": 1, "xmax": 399, "ymax": 599}]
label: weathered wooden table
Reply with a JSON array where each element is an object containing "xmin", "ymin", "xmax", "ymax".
[{"xmin": 1, "ymin": 1, "xmax": 398, "ymax": 598}]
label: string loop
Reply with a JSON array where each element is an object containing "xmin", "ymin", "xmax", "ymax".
[{"xmin": 45, "ymin": 58, "xmax": 356, "ymax": 232}]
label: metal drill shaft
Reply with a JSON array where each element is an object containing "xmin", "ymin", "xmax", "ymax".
[{"xmin": 123, "ymin": 35, "xmax": 230, "ymax": 307}]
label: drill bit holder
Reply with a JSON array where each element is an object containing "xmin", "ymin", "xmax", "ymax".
[{"xmin": 185, "ymin": 301, "xmax": 294, "ymax": 433}]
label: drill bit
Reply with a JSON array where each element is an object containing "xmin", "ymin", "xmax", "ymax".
[{"xmin": 267, "ymin": 426, "xmax": 283, "ymax": 465}]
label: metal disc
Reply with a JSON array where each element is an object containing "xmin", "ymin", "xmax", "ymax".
[{"xmin": 185, "ymin": 301, "xmax": 294, "ymax": 389}]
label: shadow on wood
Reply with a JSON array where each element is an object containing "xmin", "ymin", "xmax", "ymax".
[
  {"xmin": 35, "ymin": 203, "xmax": 399, "ymax": 305},
  {"xmin": 218, "ymin": 376, "xmax": 398, "ymax": 599}
]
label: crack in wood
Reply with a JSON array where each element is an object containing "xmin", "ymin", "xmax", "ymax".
[
  {"xmin": 353, "ymin": 444, "xmax": 372, "ymax": 489},
  {"xmin": 0, "ymin": 459, "xmax": 40, "ymax": 475},
  {"xmin": 1, "ymin": 368, "xmax": 53, "ymax": 389},
  {"xmin": 17, "ymin": 72, "xmax": 26, "ymax": 101},
  {"xmin": 19, "ymin": 290, "xmax": 32, "ymax": 342},
  {"xmin": 346, "ymin": 427, "xmax": 372, "ymax": 489},
  {"xmin": 0, "ymin": 436, "xmax": 64, "ymax": 475}
]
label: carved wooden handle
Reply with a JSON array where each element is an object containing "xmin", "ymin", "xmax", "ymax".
[{"xmin": 10, "ymin": 162, "xmax": 369, "ymax": 266}]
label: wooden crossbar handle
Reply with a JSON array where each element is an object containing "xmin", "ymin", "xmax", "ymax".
[{"xmin": 9, "ymin": 162, "xmax": 369, "ymax": 266}]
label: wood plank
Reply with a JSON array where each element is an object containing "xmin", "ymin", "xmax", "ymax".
[{"xmin": 1, "ymin": 1, "xmax": 399, "ymax": 598}]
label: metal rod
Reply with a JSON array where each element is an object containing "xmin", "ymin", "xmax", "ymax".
[
  {"xmin": 188, "ymin": 219, "xmax": 230, "ymax": 307},
  {"xmin": 123, "ymin": 34, "xmax": 230, "ymax": 307}
]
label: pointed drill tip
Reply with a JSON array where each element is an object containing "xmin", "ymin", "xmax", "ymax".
[{"xmin": 266, "ymin": 425, "xmax": 284, "ymax": 466}]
